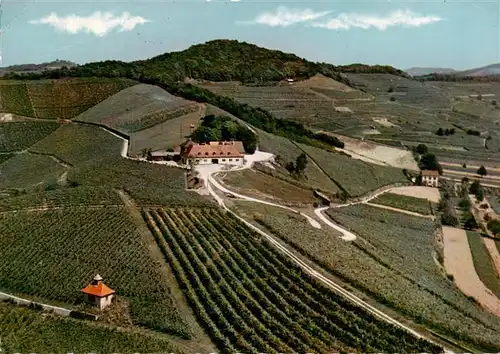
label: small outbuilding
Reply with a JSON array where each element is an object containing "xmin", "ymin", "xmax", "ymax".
[{"xmin": 81, "ymin": 274, "xmax": 115, "ymax": 310}]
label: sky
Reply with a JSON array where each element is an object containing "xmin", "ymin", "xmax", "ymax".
[{"xmin": 2, "ymin": 0, "xmax": 499, "ymax": 70}]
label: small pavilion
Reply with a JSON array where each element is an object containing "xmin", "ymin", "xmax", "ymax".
[{"xmin": 81, "ymin": 274, "xmax": 115, "ymax": 310}]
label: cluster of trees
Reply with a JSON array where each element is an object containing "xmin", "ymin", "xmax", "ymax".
[
  {"xmin": 435, "ymin": 128, "xmax": 455, "ymax": 136},
  {"xmin": 466, "ymin": 129, "xmax": 481, "ymax": 136},
  {"xmin": 413, "ymin": 145, "xmax": 442, "ymax": 175},
  {"xmin": 284, "ymin": 153, "xmax": 308, "ymax": 176},
  {"xmin": 469, "ymin": 180, "xmax": 484, "ymax": 202},
  {"xmin": 416, "ymin": 73, "xmax": 500, "ymax": 83},
  {"xmin": 190, "ymin": 115, "xmax": 257, "ymax": 153},
  {"xmin": 439, "ymin": 182, "xmax": 459, "ymax": 227}
]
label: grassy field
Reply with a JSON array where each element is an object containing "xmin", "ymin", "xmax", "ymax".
[
  {"xmin": 467, "ymin": 231, "xmax": 500, "ymax": 298},
  {"xmin": 0, "ymin": 121, "xmax": 60, "ymax": 152},
  {"xmin": 143, "ymin": 206, "xmax": 441, "ymax": 354},
  {"xmin": 0, "ymin": 186, "xmax": 122, "ymax": 211},
  {"xmin": 370, "ymin": 192, "xmax": 432, "ymax": 215},
  {"xmin": 323, "ymin": 204, "xmax": 500, "ymax": 351},
  {"xmin": 75, "ymin": 84, "xmax": 201, "ymax": 134},
  {"xmin": 221, "ymin": 169, "xmax": 318, "ymax": 204},
  {"xmin": 0, "ymin": 152, "xmax": 65, "ymax": 192},
  {"xmin": 0, "ymin": 78, "xmax": 135, "ymax": 119},
  {"xmin": 0, "ymin": 207, "xmax": 191, "ymax": 338},
  {"xmin": 0, "ymin": 302, "xmax": 181, "ymax": 354},
  {"xmin": 297, "ymin": 143, "xmax": 408, "ymax": 196}
]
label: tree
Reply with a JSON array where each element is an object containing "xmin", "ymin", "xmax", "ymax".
[
  {"xmin": 436, "ymin": 128, "xmax": 444, "ymax": 136},
  {"xmin": 492, "ymin": 100, "xmax": 497, "ymax": 106},
  {"xmin": 419, "ymin": 153, "xmax": 443, "ymax": 174},
  {"xmin": 463, "ymin": 212, "xmax": 478, "ymax": 230},
  {"xmin": 462, "ymin": 163, "xmax": 467, "ymax": 168},
  {"xmin": 388, "ymin": 86, "xmax": 394, "ymax": 93},
  {"xmin": 477, "ymin": 165, "xmax": 487, "ymax": 176},
  {"xmin": 487, "ymin": 219, "xmax": 500, "ymax": 236},
  {"xmin": 285, "ymin": 162, "xmax": 295, "ymax": 173},
  {"xmin": 477, "ymin": 94, "xmax": 483, "ymax": 100},
  {"xmin": 476, "ymin": 188, "xmax": 484, "ymax": 202},
  {"xmin": 458, "ymin": 198, "xmax": 471, "ymax": 210},
  {"xmin": 295, "ymin": 153, "xmax": 307, "ymax": 174},
  {"xmin": 390, "ymin": 96, "xmax": 396, "ymax": 102},
  {"xmin": 415, "ymin": 144, "xmax": 428, "ymax": 155},
  {"xmin": 469, "ymin": 181, "xmax": 481, "ymax": 194}
]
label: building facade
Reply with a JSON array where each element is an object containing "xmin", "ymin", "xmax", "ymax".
[
  {"xmin": 421, "ymin": 170, "xmax": 439, "ymax": 188},
  {"xmin": 182, "ymin": 141, "xmax": 245, "ymax": 166}
]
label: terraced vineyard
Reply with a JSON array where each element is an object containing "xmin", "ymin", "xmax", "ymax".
[
  {"xmin": 0, "ymin": 207, "xmax": 191, "ymax": 338},
  {"xmin": 370, "ymin": 192, "xmax": 432, "ymax": 215},
  {"xmin": 0, "ymin": 121, "xmax": 60, "ymax": 152},
  {"xmin": 143, "ymin": 206, "xmax": 441, "ymax": 354}
]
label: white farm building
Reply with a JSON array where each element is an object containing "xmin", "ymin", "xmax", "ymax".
[{"xmin": 182, "ymin": 141, "xmax": 245, "ymax": 166}]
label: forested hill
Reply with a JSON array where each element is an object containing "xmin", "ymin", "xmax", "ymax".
[{"xmin": 3, "ymin": 39, "xmax": 409, "ymax": 84}]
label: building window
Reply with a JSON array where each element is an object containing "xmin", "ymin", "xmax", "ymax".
[
  {"xmin": 222, "ymin": 159, "xmax": 226, "ymax": 162},
  {"xmin": 229, "ymin": 159, "xmax": 232, "ymax": 161}
]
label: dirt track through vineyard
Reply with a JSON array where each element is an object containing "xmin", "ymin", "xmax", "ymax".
[{"xmin": 442, "ymin": 226, "xmax": 500, "ymax": 316}]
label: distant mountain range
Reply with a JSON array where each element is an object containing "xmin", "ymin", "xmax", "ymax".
[
  {"xmin": 0, "ymin": 60, "xmax": 78, "ymax": 77},
  {"xmin": 406, "ymin": 64, "xmax": 500, "ymax": 77}
]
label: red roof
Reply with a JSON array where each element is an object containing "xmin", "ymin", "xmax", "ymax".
[
  {"xmin": 81, "ymin": 281, "xmax": 115, "ymax": 297},
  {"xmin": 183, "ymin": 141, "xmax": 244, "ymax": 159},
  {"xmin": 422, "ymin": 170, "xmax": 439, "ymax": 177}
]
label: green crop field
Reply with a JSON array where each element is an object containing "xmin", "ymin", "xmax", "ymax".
[
  {"xmin": 0, "ymin": 302, "xmax": 181, "ymax": 354},
  {"xmin": 0, "ymin": 78, "xmax": 135, "ymax": 119},
  {"xmin": 0, "ymin": 186, "xmax": 122, "ymax": 211},
  {"xmin": 0, "ymin": 82, "xmax": 35, "ymax": 116},
  {"xmin": 467, "ymin": 231, "xmax": 500, "ymax": 298},
  {"xmin": 370, "ymin": 192, "xmax": 432, "ymax": 215},
  {"xmin": 27, "ymin": 78, "xmax": 136, "ymax": 119},
  {"xmin": 29, "ymin": 123, "xmax": 122, "ymax": 165},
  {"xmin": 0, "ymin": 207, "xmax": 191, "ymax": 338},
  {"xmin": 0, "ymin": 152, "xmax": 65, "ymax": 192},
  {"xmin": 143, "ymin": 206, "xmax": 441, "ymax": 354},
  {"xmin": 297, "ymin": 143, "xmax": 408, "ymax": 196},
  {"xmin": 0, "ymin": 121, "xmax": 60, "ymax": 152},
  {"xmin": 323, "ymin": 204, "xmax": 500, "ymax": 351}
]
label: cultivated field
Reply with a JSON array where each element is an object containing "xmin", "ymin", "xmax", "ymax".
[
  {"xmin": 75, "ymin": 84, "xmax": 202, "ymax": 135},
  {"xmin": 0, "ymin": 153, "xmax": 65, "ymax": 192},
  {"xmin": 297, "ymin": 143, "xmax": 408, "ymax": 196},
  {"xmin": 0, "ymin": 207, "xmax": 191, "ymax": 338},
  {"xmin": 370, "ymin": 192, "xmax": 432, "ymax": 215},
  {"xmin": 467, "ymin": 231, "xmax": 500, "ymax": 298},
  {"xmin": 0, "ymin": 302, "xmax": 181, "ymax": 354},
  {"xmin": 143, "ymin": 206, "xmax": 440, "ymax": 353},
  {"xmin": 0, "ymin": 78, "xmax": 135, "ymax": 119},
  {"xmin": 0, "ymin": 186, "xmax": 122, "ymax": 211},
  {"xmin": 321, "ymin": 205, "xmax": 500, "ymax": 351},
  {"xmin": 0, "ymin": 121, "xmax": 60, "ymax": 152}
]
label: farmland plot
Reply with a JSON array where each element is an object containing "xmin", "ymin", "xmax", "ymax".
[
  {"xmin": 0, "ymin": 303, "xmax": 181, "ymax": 354},
  {"xmin": 324, "ymin": 204, "xmax": 500, "ymax": 351},
  {"xmin": 0, "ymin": 121, "xmax": 60, "ymax": 152},
  {"xmin": 370, "ymin": 192, "xmax": 432, "ymax": 215},
  {"xmin": 26, "ymin": 78, "xmax": 136, "ymax": 119},
  {"xmin": 143, "ymin": 206, "xmax": 441, "ymax": 354},
  {"xmin": 0, "ymin": 186, "xmax": 122, "ymax": 211},
  {"xmin": 29, "ymin": 123, "xmax": 122, "ymax": 165},
  {"xmin": 0, "ymin": 207, "xmax": 191, "ymax": 338},
  {"xmin": 0, "ymin": 153, "xmax": 65, "ymax": 191},
  {"xmin": 76, "ymin": 84, "xmax": 201, "ymax": 134},
  {"xmin": 297, "ymin": 143, "xmax": 408, "ymax": 196},
  {"xmin": 467, "ymin": 231, "xmax": 500, "ymax": 298},
  {"xmin": 0, "ymin": 81, "xmax": 35, "ymax": 116}
]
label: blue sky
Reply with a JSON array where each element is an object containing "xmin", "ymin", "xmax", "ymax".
[{"xmin": 2, "ymin": 0, "xmax": 499, "ymax": 70}]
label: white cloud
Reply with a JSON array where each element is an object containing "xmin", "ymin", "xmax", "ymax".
[
  {"xmin": 29, "ymin": 11, "xmax": 149, "ymax": 37},
  {"xmin": 240, "ymin": 7, "xmax": 330, "ymax": 27},
  {"xmin": 311, "ymin": 9, "xmax": 442, "ymax": 30}
]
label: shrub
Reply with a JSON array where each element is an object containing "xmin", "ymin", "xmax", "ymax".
[
  {"xmin": 458, "ymin": 198, "xmax": 470, "ymax": 210},
  {"xmin": 415, "ymin": 144, "xmax": 428, "ymax": 155},
  {"xmin": 436, "ymin": 128, "xmax": 444, "ymax": 136},
  {"xmin": 477, "ymin": 166, "xmax": 487, "ymax": 176},
  {"xmin": 390, "ymin": 96, "xmax": 396, "ymax": 102},
  {"xmin": 487, "ymin": 219, "xmax": 500, "ymax": 236},
  {"xmin": 469, "ymin": 181, "xmax": 481, "ymax": 194},
  {"xmin": 462, "ymin": 211, "xmax": 478, "ymax": 230}
]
